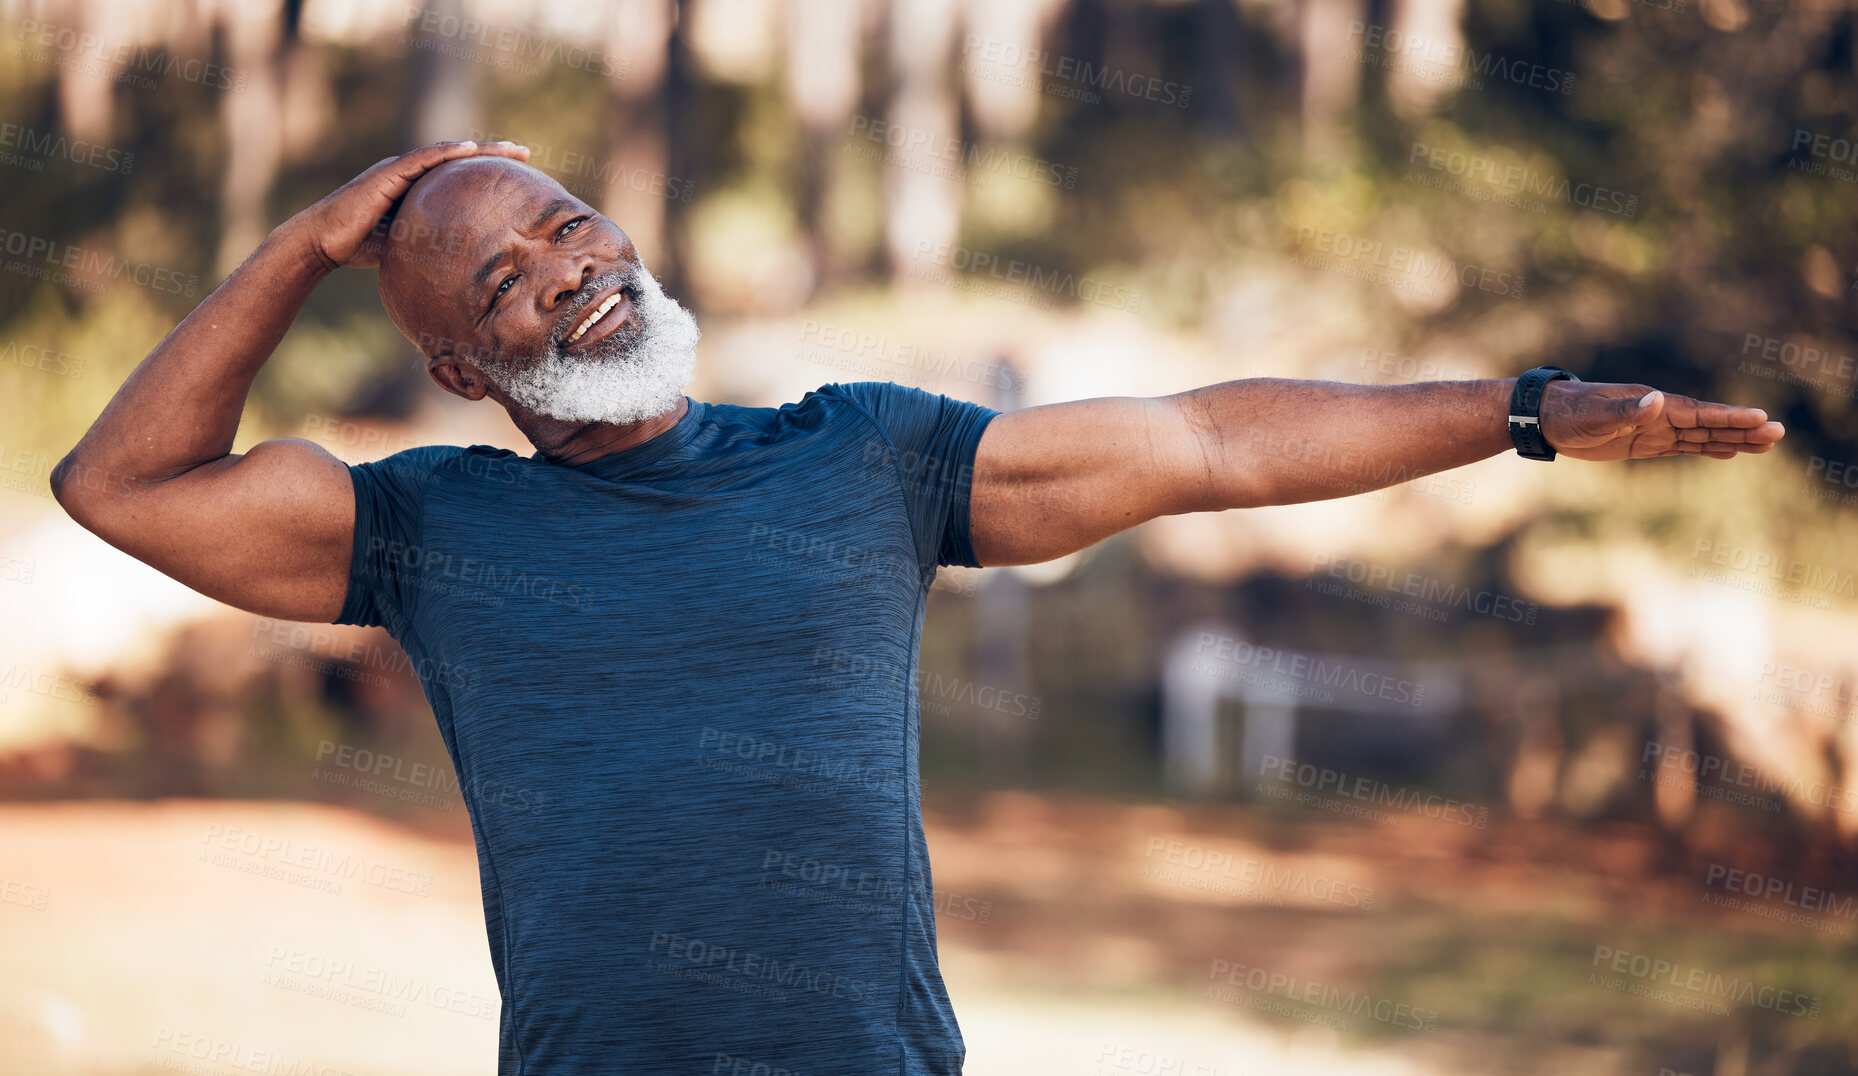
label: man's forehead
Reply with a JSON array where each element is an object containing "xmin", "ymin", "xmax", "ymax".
[
  {"xmin": 400, "ymin": 162, "xmax": 575, "ymax": 249},
  {"xmin": 385, "ymin": 164, "xmax": 584, "ymax": 286}
]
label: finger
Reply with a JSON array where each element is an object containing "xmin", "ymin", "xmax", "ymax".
[
  {"xmin": 1608, "ymin": 391, "xmax": 1657, "ymax": 427},
  {"xmin": 350, "ymin": 140, "xmax": 484, "ymax": 196},
  {"xmin": 388, "ymin": 139, "xmax": 485, "ymax": 179},
  {"xmin": 370, "ymin": 140, "xmax": 532, "ymax": 197},
  {"xmin": 1670, "ymin": 440, "xmax": 1774, "ymax": 455},
  {"xmin": 473, "ymin": 140, "xmax": 531, "ymax": 161},
  {"xmin": 1679, "ymin": 397, "xmax": 1770, "ymax": 429},
  {"xmin": 1677, "ymin": 426, "xmax": 1760, "ymax": 443}
]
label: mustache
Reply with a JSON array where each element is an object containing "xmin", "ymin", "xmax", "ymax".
[{"xmin": 548, "ymin": 269, "xmax": 639, "ymax": 348}]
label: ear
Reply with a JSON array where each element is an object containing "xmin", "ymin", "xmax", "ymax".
[{"xmin": 427, "ymin": 355, "xmax": 493, "ymax": 401}]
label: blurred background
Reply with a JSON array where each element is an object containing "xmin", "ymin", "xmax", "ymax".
[{"xmin": 3, "ymin": 0, "xmax": 1857, "ymax": 1072}]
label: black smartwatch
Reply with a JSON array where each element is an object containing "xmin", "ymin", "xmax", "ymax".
[{"xmin": 1508, "ymin": 366, "xmax": 1579, "ymax": 461}]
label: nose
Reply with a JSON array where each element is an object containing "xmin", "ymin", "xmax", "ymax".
[{"xmin": 540, "ymin": 256, "xmax": 595, "ymax": 314}]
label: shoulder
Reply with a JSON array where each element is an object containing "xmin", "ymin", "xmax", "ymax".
[
  {"xmin": 352, "ymin": 444, "xmax": 538, "ymax": 492},
  {"xmin": 801, "ymin": 380, "xmax": 982, "ymax": 428},
  {"xmin": 697, "ymin": 383, "xmax": 908, "ymax": 438}
]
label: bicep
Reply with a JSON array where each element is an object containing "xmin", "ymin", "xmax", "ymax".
[
  {"xmin": 967, "ymin": 394, "xmax": 1222, "ymax": 566},
  {"xmin": 59, "ymin": 438, "xmax": 356, "ymax": 622}
]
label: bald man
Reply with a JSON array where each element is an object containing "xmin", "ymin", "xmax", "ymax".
[{"xmin": 52, "ymin": 141, "xmax": 1785, "ymax": 1075}]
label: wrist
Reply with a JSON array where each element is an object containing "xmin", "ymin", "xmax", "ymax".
[
  {"xmin": 1487, "ymin": 378, "xmax": 1519, "ymax": 454},
  {"xmin": 1507, "ymin": 367, "xmax": 1579, "ymax": 460},
  {"xmin": 264, "ymin": 218, "xmax": 339, "ymax": 281}
]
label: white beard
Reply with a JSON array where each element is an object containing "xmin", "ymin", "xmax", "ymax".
[{"xmin": 485, "ymin": 265, "xmax": 699, "ymax": 425}]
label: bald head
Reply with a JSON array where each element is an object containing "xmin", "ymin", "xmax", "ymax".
[
  {"xmin": 376, "ymin": 156, "xmax": 567, "ymax": 351},
  {"xmin": 362, "ymin": 152, "xmax": 694, "ymax": 435}
]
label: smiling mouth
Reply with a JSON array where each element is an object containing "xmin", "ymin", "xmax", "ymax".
[{"xmin": 564, "ymin": 287, "xmax": 633, "ymax": 348}]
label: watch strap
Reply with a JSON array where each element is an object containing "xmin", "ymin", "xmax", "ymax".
[{"xmin": 1509, "ymin": 366, "xmax": 1579, "ymax": 461}]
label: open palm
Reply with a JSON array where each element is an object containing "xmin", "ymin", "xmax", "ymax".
[{"xmin": 1540, "ymin": 382, "xmax": 1786, "ymax": 462}]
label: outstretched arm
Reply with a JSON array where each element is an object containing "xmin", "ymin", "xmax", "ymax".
[
  {"xmin": 51, "ymin": 140, "xmax": 529, "ymax": 621},
  {"xmin": 967, "ymin": 377, "xmax": 1785, "ymax": 567}
]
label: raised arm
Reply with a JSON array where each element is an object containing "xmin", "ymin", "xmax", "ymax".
[
  {"xmin": 51, "ymin": 140, "xmax": 528, "ymax": 622},
  {"xmin": 967, "ymin": 377, "xmax": 1785, "ymax": 567}
]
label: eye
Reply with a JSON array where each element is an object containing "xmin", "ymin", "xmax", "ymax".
[
  {"xmin": 486, "ymin": 272, "xmax": 519, "ymax": 314},
  {"xmin": 558, "ymin": 215, "xmax": 590, "ymax": 239}
]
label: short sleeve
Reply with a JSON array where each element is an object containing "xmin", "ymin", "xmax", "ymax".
[
  {"xmin": 334, "ymin": 446, "xmax": 457, "ymax": 632},
  {"xmin": 828, "ymin": 381, "xmax": 1001, "ymax": 571}
]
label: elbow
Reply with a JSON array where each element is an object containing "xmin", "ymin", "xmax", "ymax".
[
  {"xmin": 48, "ymin": 452, "xmax": 78, "ymax": 508},
  {"xmin": 48, "ymin": 450, "xmax": 116, "ymax": 530},
  {"xmin": 49, "ymin": 452, "xmax": 90, "ymax": 525}
]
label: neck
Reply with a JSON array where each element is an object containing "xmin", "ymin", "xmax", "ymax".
[{"xmin": 518, "ymin": 396, "xmax": 690, "ymax": 466}]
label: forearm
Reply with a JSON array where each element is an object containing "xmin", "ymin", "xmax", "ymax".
[
  {"xmin": 54, "ymin": 224, "xmax": 330, "ymax": 492},
  {"xmin": 1184, "ymin": 377, "xmax": 1516, "ymax": 507}
]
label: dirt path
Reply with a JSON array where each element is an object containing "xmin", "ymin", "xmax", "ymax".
[{"xmin": 0, "ymin": 797, "xmax": 1667, "ymax": 1075}]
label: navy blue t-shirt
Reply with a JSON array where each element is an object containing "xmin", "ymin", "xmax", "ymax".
[{"xmin": 335, "ymin": 381, "xmax": 1000, "ymax": 1075}]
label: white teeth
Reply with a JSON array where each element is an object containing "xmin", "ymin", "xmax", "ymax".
[{"xmin": 568, "ymin": 292, "xmax": 624, "ymax": 343}]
